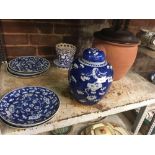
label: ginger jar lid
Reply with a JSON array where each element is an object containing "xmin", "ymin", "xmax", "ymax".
[
  {"xmin": 83, "ymin": 48, "xmax": 105, "ymax": 62},
  {"xmin": 80, "ymin": 48, "xmax": 107, "ymax": 67}
]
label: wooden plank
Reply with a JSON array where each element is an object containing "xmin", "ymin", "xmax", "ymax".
[{"xmin": 1, "ymin": 63, "xmax": 155, "ymax": 134}]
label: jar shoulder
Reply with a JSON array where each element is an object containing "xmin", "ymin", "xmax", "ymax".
[
  {"xmin": 70, "ymin": 58, "xmax": 112, "ymax": 71},
  {"xmin": 69, "ymin": 58, "xmax": 113, "ymax": 81}
]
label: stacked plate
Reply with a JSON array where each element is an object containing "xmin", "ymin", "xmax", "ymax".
[
  {"xmin": 7, "ymin": 56, "xmax": 50, "ymax": 77},
  {"xmin": 79, "ymin": 122, "xmax": 131, "ymax": 135},
  {"xmin": 0, "ymin": 86, "xmax": 60, "ymax": 128}
]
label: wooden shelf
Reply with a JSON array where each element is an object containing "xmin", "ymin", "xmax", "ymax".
[{"xmin": 1, "ymin": 63, "xmax": 155, "ymax": 134}]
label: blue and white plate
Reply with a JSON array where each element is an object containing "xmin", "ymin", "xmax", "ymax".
[
  {"xmin": 0, "ymin": 86, "xmax": 60, "ymax": 128},
  {"xmin": 53, "ymin": 59, "xmax": 70, "ymax": 69},
  {"xmin": 7, "ymin": 65, "xmax": 44, "ymax": 77},
  {"xmin": 8, "ymin": 56, "xmax": 50, "ymax": 74}
]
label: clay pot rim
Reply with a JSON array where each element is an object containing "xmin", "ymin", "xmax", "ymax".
[{"xmin": 94, "ymin": 40, "xmax": 140, "ymax": 47}]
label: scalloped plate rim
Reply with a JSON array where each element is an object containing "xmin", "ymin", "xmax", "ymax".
[
  {"xmin": 0, "ymin": 86, "xmax": 60, "ymax": 128},
  {"xmin": 8, "ymin": 56, "xmax": 50, "ymax": 73}
]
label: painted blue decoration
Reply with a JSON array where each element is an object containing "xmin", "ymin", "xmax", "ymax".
[
  {"xmin": 56, "ymin": 43, "xmax": 76, "ymax": 68},
  {"xmin": 0, "ymin": 86, "xmax": 60, "ymax": 128},
  {"xmin": 68, "ymin": 48, "xmax": 113, "ymax": 105},
  {"xmin": 8, "ymin": 56, "xmax": 50, "ymax": 74},
  {"xmin": 7, "ymin": 66, "xmax": 43, "ymax": 77},
  {"xmin": 53, "ymin": 59, "xmax": 70, "ymax": 69},
  {"xmin": 58, "ymin": 53, "xmax": 73, "ymax": 66}
]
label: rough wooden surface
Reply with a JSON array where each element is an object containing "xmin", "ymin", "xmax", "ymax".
[{"xmin": 1, "ymin": 63, "xmax": 155, "ymax": 134}]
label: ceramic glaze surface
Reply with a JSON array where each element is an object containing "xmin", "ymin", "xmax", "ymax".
[
  {"xmin": 83, "ymin": 48, "xmax": 105, "ymax": 62},
  {"xmin": 68, "ymin": 48, "xmax": 113, "ymax": 105},
  {"xmin": 58, "ymin": 53, "xmax": 74, "ymax": 66},
  {"xmin": 56, "ymin": 43, "xmax": 76, "ymax": 67},
  {"xmin": 0, "ymin": 87, "xmax": 60, "ymax": 128},
  {"xmin": 9, "ymin": 56, "xmax": 50, "ymax": 73},
  {"xmin": 7, "ymin": 66, "xmax": 43, "ymax": 77},
  {"xmin": 53, "ymin": 59, "xmax": 70, "ymax": 69}
]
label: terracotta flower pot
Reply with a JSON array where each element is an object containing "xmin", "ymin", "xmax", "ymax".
[{"xmin": 93, "ymin": 39, "xmax": 139, "ymax": 81}]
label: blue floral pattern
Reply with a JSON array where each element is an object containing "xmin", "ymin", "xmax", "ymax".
[
  {"xmin": 56, "ymin": 43, "xmax": 76, "ymax": 68},
  {"xmin": 0, "ymin": 87, "xmax": 60, "ymax": 128},
  {"xmin": 53, "ymin": 59, "xmax": 70, "ymax": 69},
  {"xmin": 58, "ymin": 53, "xmax": 73, "ymax": 66},
  {"xmin": 68, "ymin": 48, "xmax": 113, "ymax": 105},
  {"xmin": 8, "ymin": 56, "xmax": 50, "ymax": 74}
]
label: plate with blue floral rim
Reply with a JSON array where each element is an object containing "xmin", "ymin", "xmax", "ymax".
[
  {"xmin": 53, "ymin": 59, "xmax": 70, "ymax": 69},
  {"xmin": 0, "ymin": 86, "xmax": 60, "ymax": 128},
  {"xmin": 8, "ymin": 56, "xmax": 50, "ymax": 74},
  {"xmin": 7, "ymin": 65, "xmax": 48, "ymax": 78}
]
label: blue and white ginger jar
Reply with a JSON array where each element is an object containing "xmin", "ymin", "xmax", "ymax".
[{"xmin": 68, "ymin": 48, "xmax": 113, "ymax": 105}]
